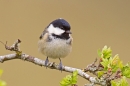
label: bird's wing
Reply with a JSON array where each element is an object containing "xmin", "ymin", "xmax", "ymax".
[{"xmin": 39, "ymin": 27, "xmax": 48, "ymax": 39}]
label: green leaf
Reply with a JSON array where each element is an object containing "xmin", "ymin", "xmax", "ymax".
[
  {"xmin": 97, "ymin": 71, "xmax": 104, "ymax": 78},
  {"xmin": 119, "ymin": 61, "xmax": 123, "ymax": 70},
  {"xmin": 60, "ymin": 75, "xmax": 72, "ymax": 86},
  {"xmin": 60, "ymin": 70, "xmax": 78, "ymax": 86},
  {"xmin": 0, "ymin": 80, "xmax": 6, "ymax": 86},
  {"xmin": 98, "ymin": 46, "xmax": 113, "ymax": 71},
  {"xmin": 110, "ymin": 54, "xmax": 120, "ymax": 73},
  {"xmin": 0, "ymin": 69, "xmax": 6, "ymax": 86},
  {"xmin": 121, "ymin": 63, "xmax": 130, "ymax": 78},
  {"xmin": 111, "ymin": 54, "xmax": 119, "ymax": 65},
  {"xmin": 111, "ymin": 80, "xmax": 118, "ymax": 86},
  {"xmin": 100, "ymin": 57, "xmax": 110, "ymax": 70},
  {"xmin": 119, "ymin": 76, "xmax": 129, "ymax": 86},
  {"xmin": 0, "ymin": 70, "xmax": 3, "ymax": 77},
  {"xmin": 101, "ymin": 54, "xmax": 121, "ymax": 73},
  {"xmin": 111, "ymin": 76, "xmax": 128, "ymax": 86},
  {"xmin": 101, "ymin": 46, "xmax": 112, "ymax": 59},
  {"xmin": 71, "ymin": 70, "xmax": 78, "ymax": 84},
  {"xmin": 97, "ymin": 49, "xmax": 101, "ymax": 57}
]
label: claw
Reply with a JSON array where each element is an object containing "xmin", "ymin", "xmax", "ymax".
[
  {"xmin": 45, "ymin": 57, "xmax": 49, "ymax": 68},
  {"xmin": 59, "ymin": 58, "xmax": 63, "ymax": 72}
]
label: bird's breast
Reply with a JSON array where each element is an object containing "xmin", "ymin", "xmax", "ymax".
[{"xmin": 38, "ymin": 38, "xmax": 72, "ymax": 59}]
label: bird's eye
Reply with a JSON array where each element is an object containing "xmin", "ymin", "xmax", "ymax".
[{"xmin": 60, "ymin": 26, "xmax": 64, "ymax": 29}]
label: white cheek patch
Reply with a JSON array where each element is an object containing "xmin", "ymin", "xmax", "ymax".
[{"xmin": 48, "ymin": 24, "xmax": 65, "ymax": 35}]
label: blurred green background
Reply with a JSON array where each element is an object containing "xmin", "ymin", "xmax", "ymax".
[{"xmin": 0, "ymin": 0, "xmax": 130, "ymax": 86}]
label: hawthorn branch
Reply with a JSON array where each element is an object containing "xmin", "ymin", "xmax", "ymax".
[
  {"xmin": 0, "ymin": 39, "xmax": 108, "ymax": 86},
  {"xmin": 83, "ymin": 58, "xmax": 104, "ymax": 76},
  {"xmin": 0, "ymin": 39, "xmax": 21, "ymax": 51}
]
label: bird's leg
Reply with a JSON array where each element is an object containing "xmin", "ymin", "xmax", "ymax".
[
  {"xmin": 59, "ymin": 58, "xmax": 63, "ymax": 71},
  {"xmin": 45, "ymin": 57, "xmax": 49, "ymax": 68}
]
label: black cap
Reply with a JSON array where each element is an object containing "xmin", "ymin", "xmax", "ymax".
[{"xmin": 50, "ymin": 18, "xmax": 71, "ymax": 31}]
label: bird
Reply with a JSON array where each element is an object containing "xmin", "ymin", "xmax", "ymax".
[{"xmin": 38, "ymin": 18, "xmax": 73, "ymax": 71}]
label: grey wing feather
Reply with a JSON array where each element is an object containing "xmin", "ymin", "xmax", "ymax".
[{"xmin": 39, "ymin": 28, "xmax": 48, "ymax": 39}]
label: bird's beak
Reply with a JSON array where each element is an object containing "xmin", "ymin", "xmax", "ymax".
[{"xmin": 66, "ymin": 30, "xmax": 72, "ymax": 34}]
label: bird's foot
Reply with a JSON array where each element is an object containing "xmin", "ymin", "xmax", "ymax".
[
  {"xmin": 59, "ymin": 58, "xmax": 63, "ymax": 72},
  {"xmin": 45, "ymin": 57, "xmax": 49, "ymax": 68}
]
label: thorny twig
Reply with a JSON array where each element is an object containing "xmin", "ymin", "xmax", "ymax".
[
  {"xmin": 0, "ymin": 39, "xmax": 21, "ymax": 51},
  {"xmin": 82, "ymin": 57, "xmax": 123, "ymax": 86},
  {"xmin": 83, "ymin": 58, "xmax": 103, "ymax": 75}
]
